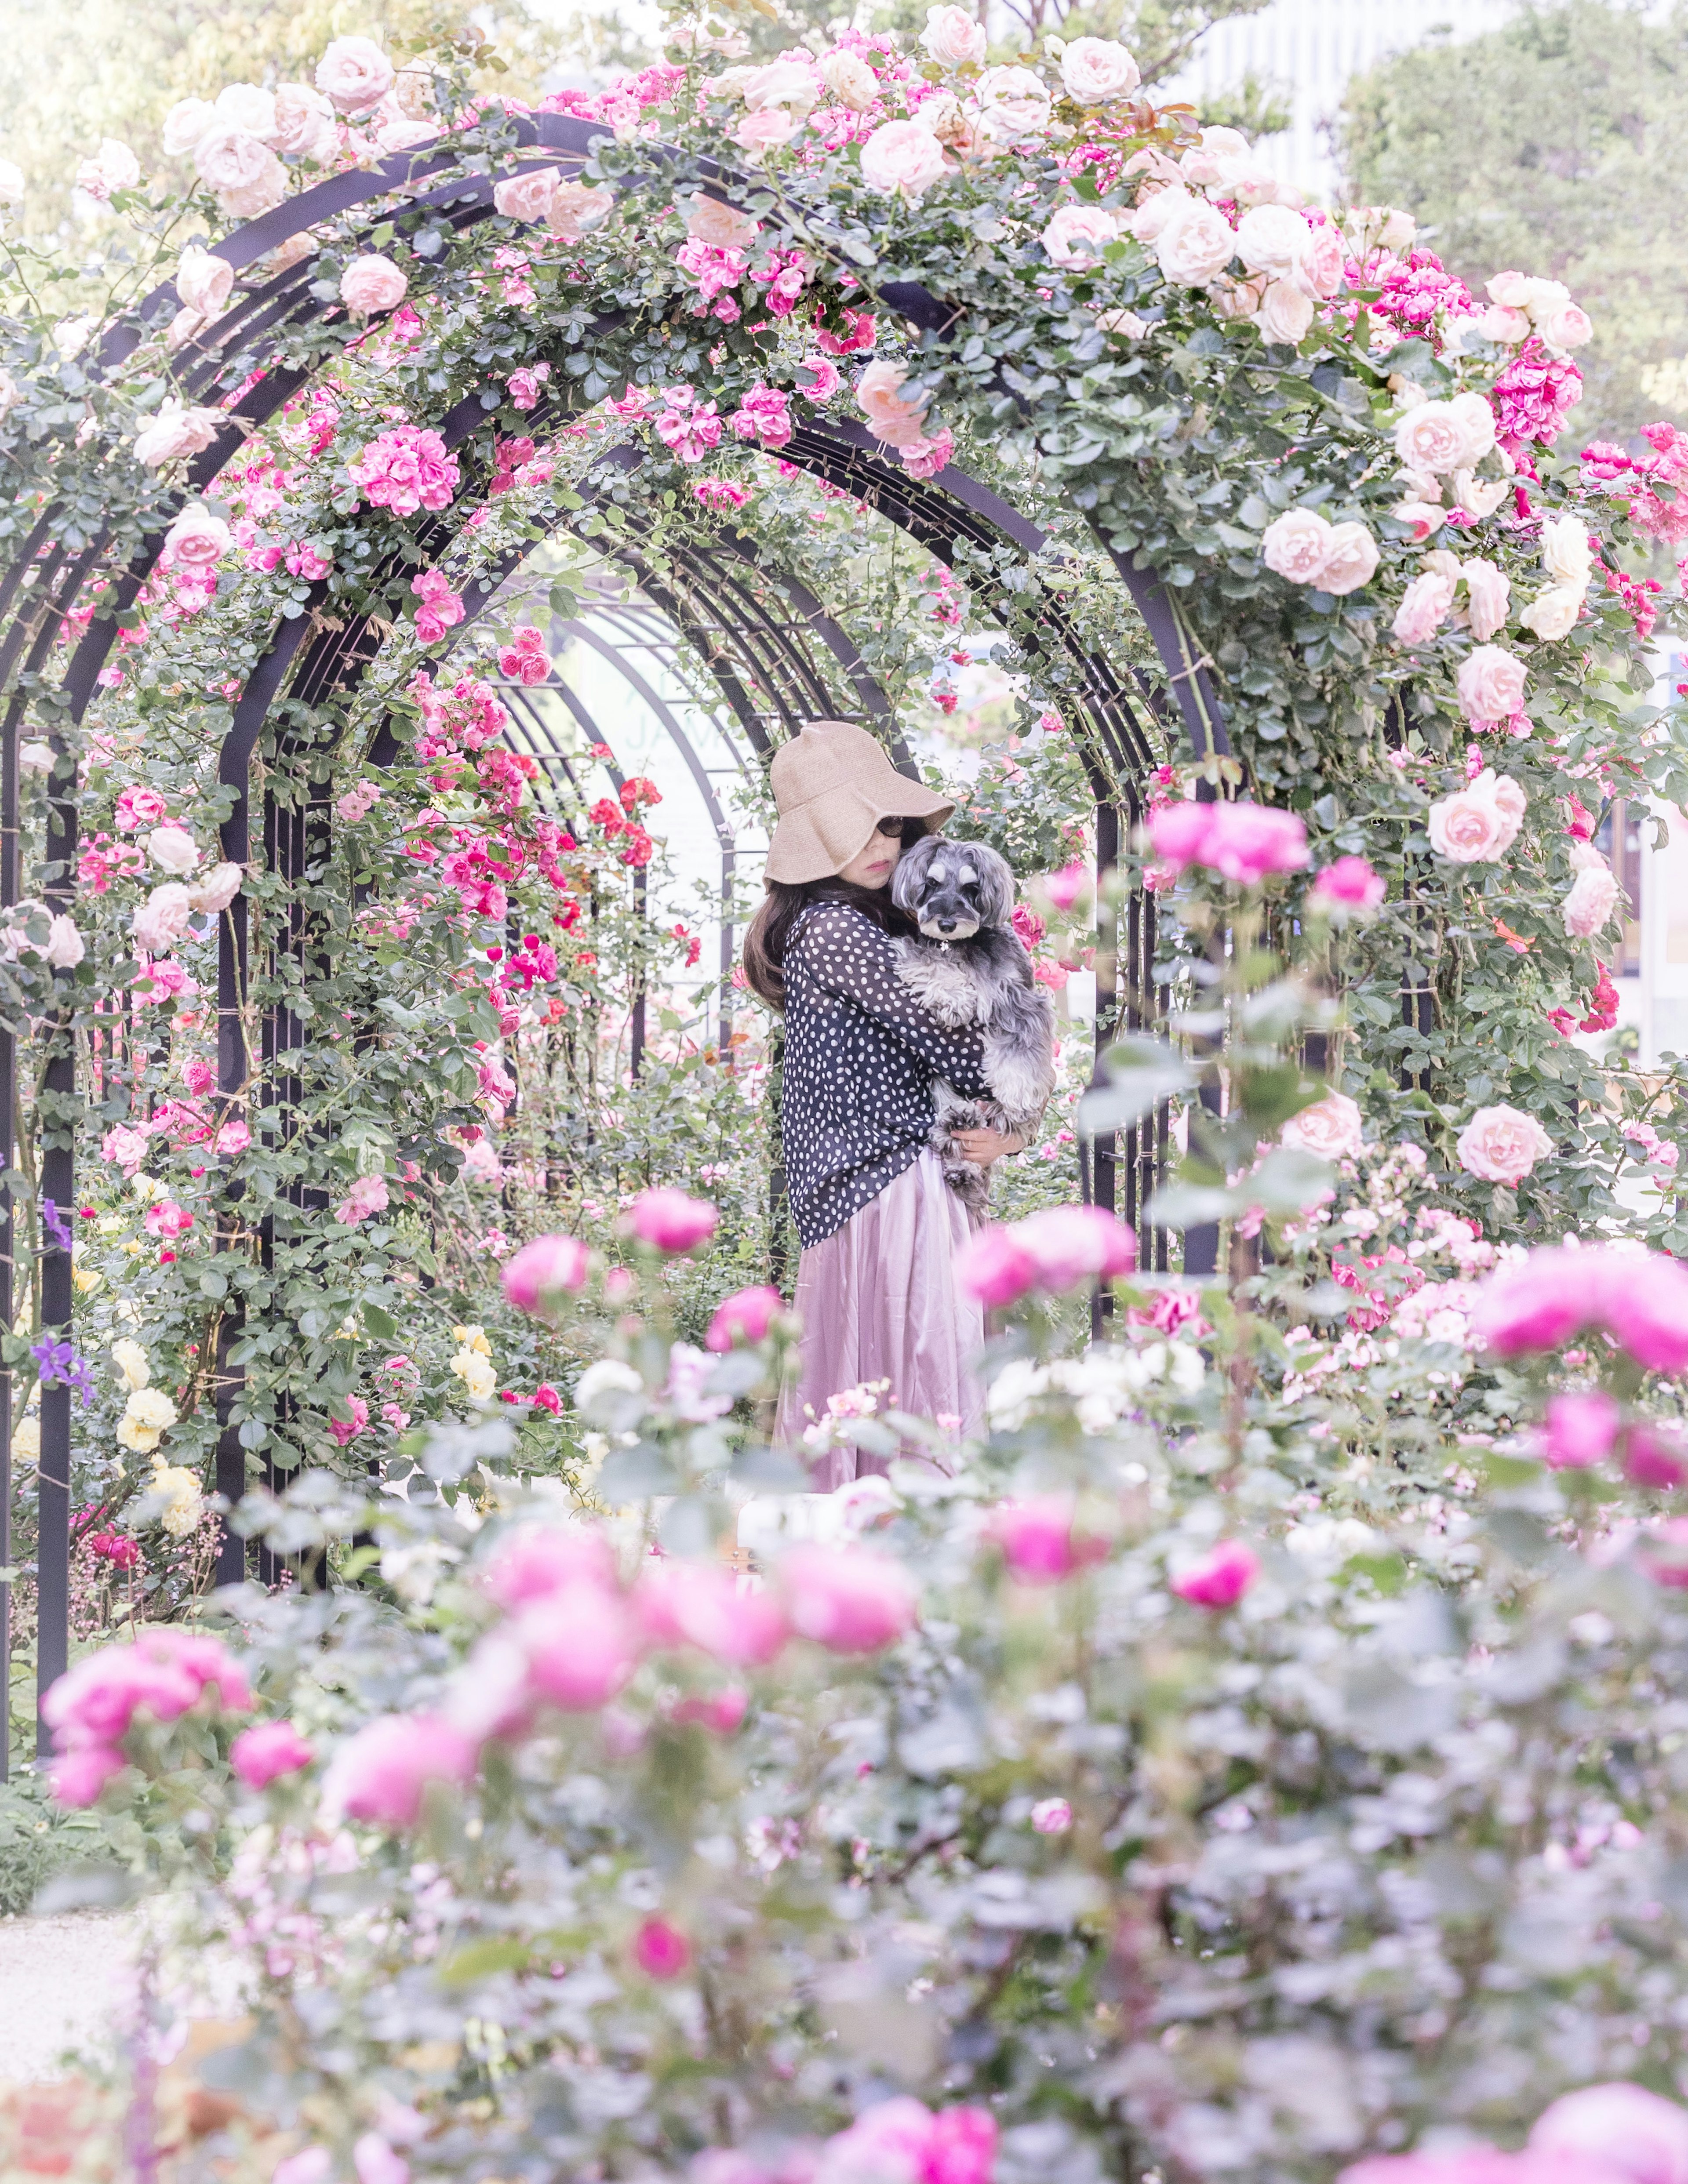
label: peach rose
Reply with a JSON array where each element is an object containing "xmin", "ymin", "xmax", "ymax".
[
  {"xmin": 1234, "ymin": 201, "xmax": 1306, "ymax": 281},
  {"xmin": 1153, "ymin": 195, "xmax": 1236, "ymax": 287},
  {"xmin": 1041, "ymin": 204, "xmax": 1118, "ymax": 270},
  {"xmin": 549, "ymin": 184, "xmax": 616, "ymax": 240},
  {"xmin": 1451, "ymin": 469, "xmax": 1510, "ymax": 520},
  {"xmin": 1281, "ymin": 1090, "xmax": 1363, "ymax": 1161},
  {"xmin": 132, "ymin": 400, "xmax": 225, "ymax": 468},
  {"xmin": 1481, "ymin": 303, "xmax": 1532, "ymax": 345},
  {"xmin": 1455, "ymin": 643, "xmax": 1528, "ymax": 725},
  {"xmin": 339, "ymin": 254, "xmax": 407, "ymax": 316},
  {"xmin": 1252, "ymin": 277, "xmax": 1313, "ymax": 345},
  {"xmin": 1426, "ymin": 768, "xmax": 1526, "ymax": 863},
  {"xmin": 1462, "ymin": 557, "xmax": 1511, "ymax": 640},
  {"xmin": 685, "ymin": 196, "xmax": 757, "ymax": 246},
  {"xmin": 1457, "ymin": 1103, "xmax": 1552, "ymax": 1185},
  {"xmin": 273, "ymin": 83, "xmax": 338, "ymax": 163},
  {"xmin": 162, "ymin": 503, "xmax": 231, "ymax": 567},
  {"xmin": 175, "ymin": 246, "xmax": 233, "ymax": 318},
  {"xmin": 856, "ymin": 358, "xmax": 930, "ymax": 448},
  {"xmin": 1391, "ymin": 569, "xmax": 1456, "ymax": 647},
  {"xmin": 193, "ymin": 125, "xmax": 286, "ymax": 217},
  {"xmin": 921, "ymin": 5, "xmax": 988, "ymax": 66},
  {"xmin": 1060, "ymin": 37, "xmax": 1140, "ymax": 102},
  {"xmin": 859, "ymin": 119, "xmax": 948, "ymax": 197},
  {"xmin": 316, "ymin": 34, "xmax": 395, "ymax": 115},
  {"xmin": 821, "ymin": 51, "xmax": 879, "ymax": 110}
]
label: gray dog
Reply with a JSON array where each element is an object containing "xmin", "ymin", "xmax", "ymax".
[{"xmin": 891, "ymin": 834, "xmax": 1057, "ymax": 1215}]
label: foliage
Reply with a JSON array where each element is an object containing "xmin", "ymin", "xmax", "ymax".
[{"xmin": 1339, "ymin": 0, "xmax": 1688, "ymax": 445}]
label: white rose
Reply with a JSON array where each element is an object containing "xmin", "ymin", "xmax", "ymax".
[
  {"xmin": 214, "ymin": 83, "xmax": 280, "ymax": 146},
  {"xmin": 820, "ymin": 51, "xmax": 880, "ymax": 110},
  {"xmin": 742, "ymin": 55, "xmax": 822, "ymax": 113},
  {"xmin": 1234, "ymin": 201, "xmax": 1306, "ymax": 281},
  {"xmin": 188, "ymin": 862, "xmax": 244, "ymax": 914},
  {"xmin": 575, "ymin": 1358, "xmax": 646, "ymax": 1410},
  {"xmin": 1540, "ymin": 513, "xmax": 1593, "ymax": 587},
  {"xmin": 1520, "ymin": 584, "xmax": 1585, "ymax": 642},
  {"xmin": 147, "ymin": 824, "xmax": 201, "ymax": 875},
  {"xmin": 1461, "ymin": 557, "xmax": 1511, "ymax": 641},
  {"xmin": 1447, "ymin": 390, "xmax": 1496, "ymax": 465},
  {"xmin": 18, "ymin": 741, "xmax": 51, "ymax": 773},
  {"xmin": 1128, "ymin": 183, "xmax": 1190, "ymax": 246},
  {"xmin": 1538, "ymin": 299, "xmax": 1593, "ymax": 351},
  {"xmin": 1316, "ymin": 520, "xmax": 1380, "ymax": 597},
  {"xmin": 1393, "ymin": 400, "xmax": 1470, "ymax": 476},
  {"xmin": 316, "ymin": 34, "xmax": 395, "ymax": 116},
  {"xmin": 273, "ymin": 83, "xmax": 339, "ymax": 163},
  {"xmin": 175, "ymin": 246, "xmax": 233, "ymax": 317},
  {"xmin": 972, "ymin": 65, "xmax": 1051, "ymax": 144},
  {"xmin": 1252, "ymin": 277, "xmax": 1313, "ymax": 345},
  {"xmin": 1261, "ymin": 506, "xmax": 1332, "ymax": 585},
  {"xmin": 0, "ymin": 160, "xmax": 22, "ymax": 206},
  {"xmin": 859, "ymin": 119, "xmax": 949, "ymax": 198},
  {"xmin": 1059, "ymin": 37, "xmax": 1140, "ymax": 102},
  {"xmin": 132, "ymin": 400, "xmax": 225, "ymax": 468},
  {"xmin": 1179, "ymin": 124, "xmax": 1248, "ymax": 189},
  {"xmin": 131, "ymin": 882, "xmax": 195, "ymax": 953},
  {"xmin": 193, "ymin": 125, "xmax": 286, "ymax": 217},
  {"xmin": 1041, "ymin": 203, "xmax": 1118, "ymax": 271},
  {"xmin": 44, "ymin": 916, "xmax": 84, "ymax": 969},
  {"xmin": 1154, "ymin": 195, "xmax": 1236, "ymax": 287},
  {"xmin": 921, "ymin": 5, "xmax": 988, "ymax": 66},
  {"xmin": 161, "ymin": 98, "xmax": 216, "ymax": 159},
  {"xmin": 1452, "ymin": 468, "xmax": 1510, "ymax": 520}
]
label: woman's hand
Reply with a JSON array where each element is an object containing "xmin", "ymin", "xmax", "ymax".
[{"xmin": 953, "ymin": 1128, "xmax": 1026, "ymax": 1168}]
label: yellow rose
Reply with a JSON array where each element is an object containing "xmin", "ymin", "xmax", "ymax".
[
  {"xmin": 451, "ymin": 1324, "xmax": 492, "ymax": 1357},
  {"xmin": 117, "ymin": 1417, "xmax": 163, "ymax": 1455},
  {"xmin": 450, "ymin": 1348, "xmax": 496, "ymax": 1402},
  {"xmin": 11, "ymin": 1416, "xmax": 39, "ymax": 1465},
  {"xmin": 111, "ymin": 1338, "xmax": 150, "ymax": 1393},
  {"xmin": 124, "ymin": 1387, "xmax": 178, "ymax": 1433}
]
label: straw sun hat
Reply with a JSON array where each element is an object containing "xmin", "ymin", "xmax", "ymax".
[{"xmin": 764, "ymin": 720, "xmax": 953, "ymax": 884}]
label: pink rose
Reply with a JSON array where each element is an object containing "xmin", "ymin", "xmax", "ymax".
[
  {"xmin": 193, "ymin": 125, "xmax": 286, "ymax": 217},
  {"xmin": 230, "ymin": 1719, "xmax": 313, "ymax": 1788},
  {"xmin": 1456, "ymin": 643, "xmax": 1528, "ymax": 725},
  {"xmin": 215, "ymin": 1119, "xmax": 251, "ymax": 1157},
  {"xmin": 781, "ymin": 1545, "xmax": 917, "ymax": 1653},
  {"xmin": 859, "ymin": 118, "xmax": 949, "ymax": 197},
  {"xmin": 175, "ymin": 247, "xmax": 233, "ymax": 318},
  {"xmin": 1639, "ymin": 1518, "xmax": 1688, "ymax": 1589},
  {"xmin": 1624, "ymin": 1423, "xmax": 1688, "ymax": 1490},
  {"xmin": 1392, "ymin": 569, "xmax": 1456, "ymax": 647},
  {"xmin": 493, "ymin": 166, "xmax": 560, "ymax": 223},
  {"xmin": 1031, "ymin": 1796, "xmax": 1073, "ymax": 1833},
  {"xmin": 479, "ymin": 1523, "xmax": 618, "ymax": 1611},
  {"xmin": 334, "ymin": 1173, "xmax": 389, "ymax": 1225},
  {"xmin": 1060, "ymin": 35, "xmax": 1140, "ymax": 101},
  {"xmin": 340, "ymin": 254, "xmax": 408, "ymax": 316},
  {"xmin": 735, "ymin": 109, "xmax": 801, "ymax": 152},
  {"xmin": 921, "ymin": 5, "xmax": 989, "ymax": 65},
  {"xmin": 316, "ymin": 34, "xmax": 395, "ymax": 115},
  {"xmin": 273, "ymin": 83, "xmax": 338, "ymax": 162},
  {"xmin": 1309, "ymin": 856, "xmax": 1385, "ymax": 914},
  {"xmin": 1537, "ymin": 299, "xmax": 1593, "ymax": 351},
  {"xmin": 632, "ymin": 1916, "xmax": 691, "ymax": 1979},
  {"xmin": 635, "ymin": 1560, "xmax": 789, "ymax": 1666},
  {"xmin": 705, "ymin": 1284, "xmax": 783, "ymax": 1351},
  {"xmin": 1154, "ymin": 195, "xmax": 1237, "ymax": 286},
  {"xmin": 1280, "ymin": 1090, "xmax": 1363, "ymax": 1161},
  {"xmin": 187, "ymin": 863, "xmax": 244, "ymax": 914},
  {"xmin": 1456, "ymin": 1102, "xmax": 1553, "ymax": 1184},
  {"xmin": 116, "ymin": 785, "xmax": 167, "ymax": 829},
  {"xmin": 1426, "ymin": 769, "xmax": 1525, "ymax": 863},
  {"xmin": 1539, "ymin": 1389, "xmax": 1620, "ymax": 1469},
  {"xmin": 320, "ymin": 1713, "xmax": 476, "ymax": 1829},
  {"xmin": 957, "ymin": 1225, "xmax": 1040, "ymax": 1307},
  {"xmin": 1170, "ymin": 1540, "xmax": 1260, "ymax": 1608},
  {"xmin": 1316, "ymin": 520, "xmax": 1380, "ymax": 596},
  {"xmin": 49, "ymin": 1746, "xmax": 126, "ymax": 1808},
  {"xmin": 502, "ymin": 1233, "xmax": 590, "ymax": 1312},
  {"xmin": 549, "ymin": 183, "xmax": 616, "ymax": 240},
  {"xmin": 986, "ymin": 1495, "xmax": 1110, "ymax": 1584},
  {"xmin": 1529, "ymin": 2081, "xmax": 1688, "ymax": 2184},
  {"xmin": 518, "ymin": 1587, "xmax": 644, "ymax": 1710},
  {"xmin": 626, "ymin": 1187, "xmax": 718, "ymax": 1253},
  {"xmin": 1462, "ymin": 557, "xmax": 1511, "ymax": 640},
  {"xmin": 1562, "ymin": 854, "xmax": 1619, "ymax": 938},
  {"xmin": 1261, "ymin": 507, "xmax": 1334, "ymax": 585},
  {"xmin": 1041, "ymin": 204, "xmax": 1118, "ymax": 271},
  {"xmin": 1146, "ymin": 800, "xmax": 1309, "ymax": 885},
  {"xmin": 132, "ymin": 400, "xmax": 224, "ymax": 469},
  {"xmin": 75, "ymin": 138, "xmax": 140, "ymax": 201},
  {"xmin": 131, "ymin": 883, "xmax": 194, "ymax": 953},
  {"xmin": 1012, "ymin": 1203, "xmax": 1138, "ymax": 1290},
  {"xmin": 162, "ymin": 504, "xmax": 230, "ymax": 571}
]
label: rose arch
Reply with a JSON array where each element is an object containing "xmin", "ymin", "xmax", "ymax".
[{"xmin": 0, "ymin": 39, "xmax": 1681, "ymax": 1744}]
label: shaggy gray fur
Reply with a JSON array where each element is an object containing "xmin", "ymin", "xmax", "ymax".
[{"xmin": 890, "ymin": 834, "xmax": 1057, "ymax": 1215}]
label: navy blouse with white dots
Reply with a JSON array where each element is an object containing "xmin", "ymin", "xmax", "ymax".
[{"xmin": 780, "ymin": 900, "xmax": 990, "ymax": 1250}]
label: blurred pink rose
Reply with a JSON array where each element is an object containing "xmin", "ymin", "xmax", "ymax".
[
  {"xmin": 162, "ymin": 504, "xmax": 230, "ymax": 567},
  {"xmin": 321, "ymin": 1713, "xmax": 476, "ymax": 1828},
  {"xmin": 519, "ymin": 1587, "xmax": 644, "ymax": 1711},
  {"xmin": 635, "ymin": 1559, "xmax": 789, "ymax": 1666},
  {"xmin": 987, "ymin": 1495, "xmax": 1110, "ymax": 1584},
  {"xmin": 1042, "ymin": 859, "xmax": 1091, "ymax": 911},
  {"xmin": 1012, "ymin": 1203, "xmax": 1138, "ymax": 1290},
  {"xmin": 1309, "ymin": 856, "xmax": 1385, "ymax": 914},
  {"xmin": 632, "ymin": 1916, "xmax": 691, "ymax": 1978},
  {"xmin": 1457, "ymin": 1103, "xmax": 1552, "ymax": 1184},
  {"xmin": 626, "ymin": 1187, "xmax": 718, "ymax": 1253},
  {"xmin": 1530, "ymin": 2081, "xmax": 1688, "ymax": 2184},
  {"xmin": 230, "ymin": 1718, "xmax": 313, "ymax": 1788},
  {"xmin": 957, "ymin": 1225, "xmax": 1041, "ymax": 1307},
  {"xmin": 502, "ymin": 1232, "xmax": 591, "ymax": 1311},
  {"xmin": 705, "ymin": 1283, "xmax": 783, "ymax": 1351},
  {"xmin": 1031, "ymin": 1796, "xmax": 1073, "ymax": 1834},
  {"xmin": 1563, "ymin": 855, "xmax": 1618, "ymax": 938},
  {"xmin": 1472, "ymin": 1245, "xmax": 1688, "ymax": 1377},
  {"xmin": 1540, "ymin": 1389, "xmax": 1619, "ymax": 1468},
  {"xmin": 480, "ymin": 1523, "xmax": 618, "ymax": 1610},
  {"xmin": 1638, "ymin": 1518, "xmax": 1688, "ymax": 1590},
  {"xmin": 193, "ymin": 125, "xmax": 285, "ymax": 217},
  {"xmin": 1170, "ymin": 1540, "xmax": 1260, "ymax": 1608},
  {"xmin": 1624, "ymin": 1423, "xmax": 1688, "ymax": 1490},
  {"xmin": 1146, "ymin": 800, "xmax": 1308, "ymax": 885},
  {"xmin": 781, "ymin": 1545, "xmax": 917, "ymax": 1653},
  {"xmin": 339, "ymin": 254, "xmax": 408, "ymax": 315}
]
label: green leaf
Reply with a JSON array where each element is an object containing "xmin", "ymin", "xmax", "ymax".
[
  {"xmin": 1248, "ymin": 1146, "xmax": 1335, "ymax": 1212},
  {"xmin": 597, "ymin": 1442, "xmax": 680, "ymax": 1501},
  {"xmin": 1142, "ymin": 1181, "xmax": 1234, "ymax": 1230},
  {"xmin": 437, "ymin": 1938, "xmax": 532, "ymax": 1988},
  {"xmin": 1079, "ymin": 1036, "xmax": 1194, "ymax": 1134},
  {"xmin": 362, "ymin": 1302, "xmax": 400, "ymax": 1341}
]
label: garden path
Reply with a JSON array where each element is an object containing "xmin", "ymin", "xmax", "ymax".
[{"xmin": 0, "ymin": 1910, "xmax": 136, "ymax": 2081}]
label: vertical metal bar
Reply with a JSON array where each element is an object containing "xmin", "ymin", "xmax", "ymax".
[
  {"xmin": 36, "ymin": 776, "xmax": 76, "ymax": 1750},
  {"xmin": 1090, "ymin": 801, "xmax": 1120, "ymax": 1339},
  {"xmin": 630, "ymin": 864, "xmax": 647, "ymax": 1081}
]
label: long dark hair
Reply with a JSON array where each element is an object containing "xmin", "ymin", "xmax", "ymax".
[{"xmin": 742, "ymin": 821, "xmax": 922, "ymax": 1011}]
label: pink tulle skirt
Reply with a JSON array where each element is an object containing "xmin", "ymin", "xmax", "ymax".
[{"xmin": 775, "ymin": 1150, "xmax": 983, "ymax": 1490}]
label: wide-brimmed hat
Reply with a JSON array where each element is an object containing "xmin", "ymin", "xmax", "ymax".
[{"xmin": 765, "ymin": 720, "xmax": 953, "ymax": 884}]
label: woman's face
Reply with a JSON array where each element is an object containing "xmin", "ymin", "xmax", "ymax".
[{"xmin": 837, "ymin": 817, "xmax": 905, "ymax": 890}]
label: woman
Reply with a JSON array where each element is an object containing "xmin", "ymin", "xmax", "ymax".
[{"xmin": 742, "ymin": 720, "xmax": 1024, "ymax": 1484}]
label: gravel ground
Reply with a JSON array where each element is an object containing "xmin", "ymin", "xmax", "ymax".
[{"xmin": 0, "ymin": 1910, "xmax": 138, "ymax": 2082}]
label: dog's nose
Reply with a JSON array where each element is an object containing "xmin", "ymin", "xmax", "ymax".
[{"xmin": 938, "ymin": 919, "xmax": 957, "ymax": 933}]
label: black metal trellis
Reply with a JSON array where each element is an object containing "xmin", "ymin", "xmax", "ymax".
[{"xmin": 0, "ymin": 113, "xmax": 1235, "ymax": 1754}]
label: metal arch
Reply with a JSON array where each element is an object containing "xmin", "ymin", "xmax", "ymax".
[{"xmin": 0, "ymin": 118, "xmax": 1230, "ymax": 1723}]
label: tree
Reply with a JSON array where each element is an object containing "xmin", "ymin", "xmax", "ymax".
[{"xmin": 1339, "ymin": 1, "xmax": 1688, "ymax": 444}]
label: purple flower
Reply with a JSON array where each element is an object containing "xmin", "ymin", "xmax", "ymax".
[
  {"xmin": 39, "ymin": 1198, "xmax": 73, "ymax": 1253},
  {"xmin": 31, "ymin": 1336, "xmax": 98, "ymax": 1407}
]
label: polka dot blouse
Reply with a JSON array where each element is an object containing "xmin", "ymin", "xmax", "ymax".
[{"xmin": 780, "ymin": 900, "xmax": 990, "ymax": 1251}]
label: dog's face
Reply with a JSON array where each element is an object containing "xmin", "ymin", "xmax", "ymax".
[{"xmin": 891, "ymin": 834, "xmax": 1014, "ymax": 939}]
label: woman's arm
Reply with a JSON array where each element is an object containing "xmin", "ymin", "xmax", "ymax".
[{"xmin": 800, "ymin": 904, "xmax": 991, "ymax": 1097}]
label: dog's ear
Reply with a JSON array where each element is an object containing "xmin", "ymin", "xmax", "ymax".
[
  {"xmin": 971, "ymin": 843, "xmax": 1015, "ymax": 927},
  {"xmin": 890, "ymin": 832, "xmax": 939, "ymax": 915}
]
